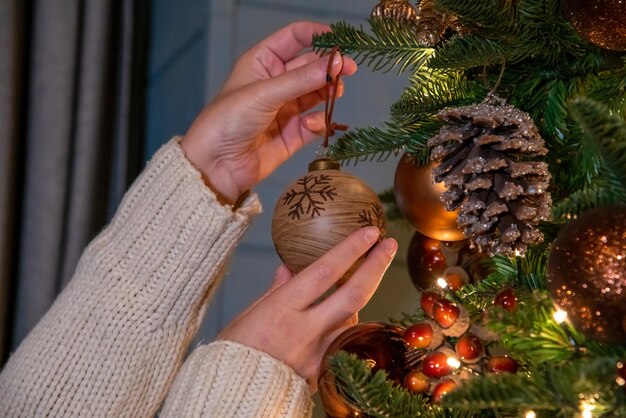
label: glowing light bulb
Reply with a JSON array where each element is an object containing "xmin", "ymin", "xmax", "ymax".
[
  {"xmin": 446, "ymin": 356, "xmax": 461, "ymax": 369},
  {"xmin": 525, "ymin": 411, "xmax": 537, "ymax": 418},
  {"xmin": 580, "ymin": 401, "xmax": 594, "ymax": 418},
  {"xmin": 436, "ymin": 277, "xmax": 448, "ymax": 289},
  {"xmin": 553, "ymin": 309, "xmax": 568, "ymax": 324}
]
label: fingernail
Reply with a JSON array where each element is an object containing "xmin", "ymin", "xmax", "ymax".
[
  {"xmin": 336, "ymin": 82, "xmax": 344, "ymax": 97},
  {"xmin": 332, "ymin": 54, "xmax": 343, "ymax": 74},
  {"xmin": 383, "ymin": 238, "xmax": 398, "ymax": 257},
  {"xmin": 364, "ymin": 226, "xmax": 380, "ymax": 244},
  {"xmin": 303, "ymin": 115, "xmax": 323, "ymax": 131}
]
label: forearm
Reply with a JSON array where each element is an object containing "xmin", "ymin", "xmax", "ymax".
[{"xmin": 0, "ymin": 138, "xmax": 261, "ymax": 418}]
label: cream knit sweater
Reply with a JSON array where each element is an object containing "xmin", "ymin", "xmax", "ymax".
[{"xmin": 0, "ymin": 139, "xmax": 313, "ymax": 417}]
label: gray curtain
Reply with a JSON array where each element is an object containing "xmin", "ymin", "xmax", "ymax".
[{"xmin": 0, "ymin": 0, "xmax": 150, "ymax": 361}]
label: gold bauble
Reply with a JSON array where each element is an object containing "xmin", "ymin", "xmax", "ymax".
[
  {"xmin": 562, "ymin": 0, "xmax": 626, "ymax": 51},
  {"xmin": 272, "ymin": 159, "xmax": 386, "ymax": 274},
  {"xmin": 394, "ymin": 154, "xmax": 465, "ymax": 241}
]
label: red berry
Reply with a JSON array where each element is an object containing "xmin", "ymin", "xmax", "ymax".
[
  {"xmin": 494, "ymin": 288, "xmax": 518, "ymax": 312},
  {"xmin": 432, "ymin": 379, "xmax": 457, "ymax": 403},
  {"xmin": 404, "ymin": 370, "xmax": 430, "ymax": 394},
  {"xmin": 433, "ymin": 299, "xmax": 460, "ymax": 329},
  {"xmin": 443, "ymin": 271, "xmax": 464, "ymax": 291},
  {"xmin": 420, "ymin": 291, "xmax": 441, "ymax": 318},
  {"xmin": 488, "ymin": 356, "xmax": 519, "ymax": 374},
  {"xmin": 403, "ymin": 323, "xmax": 433, "ymax": 349},
  {"xmin": 421, "ymin": 352, "xmax": 454, "ymax": 378},
  {"xmin": 421, "ymin": 250, "xmax": 447, "ymax": 274},
  {"xmin": 422, "ymin": 238, "xmax": 441, "ymax": 252},
  {"xmin": 455, "ymin": 335, "xmax": 484, "ymax": 362}
]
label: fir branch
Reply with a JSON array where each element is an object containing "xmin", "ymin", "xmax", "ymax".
[
  {"xmin": 585, "ymin": 61, "xmax": 626, "ymax": 117},
  {"xmin": 391, "ymin": 304, "xmax": 426, "ymax": 328},
  {"xmin": 456, "ymin": 255, "xmax": 519, "ymax": 315},
  {"xmin": 517, "ymin": 245, "xmax": 549, "ymax": 291},
  {"xmin": 428, "ymin": 36, "xmax": 508, "ymax": 70},
  {"xmin": 445, "ymin": 358, "xmax": 625, "ymax": 416},
  {"xmin": 455, "ymin": 253, "xmax": 548, "ymax": 317},
  {"xmin": 443, "ymin": 372, "xmax": 557, "ymax": 412},
  {"xmin": 551, "ymin": 177, "xmax": 626, "ymax": 222},
  {"xmin": 569, "ymin": 97, "xmax": 626, "ymax": 188},
  {"xmin": 313, "ymin": 20, "xmax": 433, "ymax": 74},
  {"xmin": 390, "ymin": 72, "xmax": 487, "ymax": 124},
  {"xmin": 486, "ymin": 292, "xmax": 579, "ymax": 364},
  {"xmin": 330, "ymin": 352, "xmax": 495, "ymax": 418},
  {"xmin": 514, "ymin": 0, "xmax": 589, "ymax": 62},
  {"xmin": 329, "ymin": 351, "xmax": 431, "ymax": 417},
  {"xmin": 435, "ymin": 0, "xmax": 518, "ymax": 34},
  {"xmin": 331, "ymin": 120, "xmax": 440, "ymax": 165},
  {"xmin": 541, "ymin": 79, "xmax": 569, "ymax": 140}
]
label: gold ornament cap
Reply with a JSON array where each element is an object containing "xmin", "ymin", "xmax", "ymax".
[{"xmin": 308, "ymin": 158, "xmax": 340, "ymax": 172}]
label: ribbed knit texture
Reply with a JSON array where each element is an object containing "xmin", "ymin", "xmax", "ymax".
[
  {"xmin": 161, "ymin": 340, "xmax": 313, "ymax": 417},
  {"xmin": 0, "ymin": 138, "xmax": 313, "ymax": 417}
]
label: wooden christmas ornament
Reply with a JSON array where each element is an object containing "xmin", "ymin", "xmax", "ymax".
[
  {"xmin": 272, "ymin": 158, "xmax": 386, "ymax": 274},
  {"xmin": 394, "ymin": 153, "xmax": 465, "ymax": 242}
]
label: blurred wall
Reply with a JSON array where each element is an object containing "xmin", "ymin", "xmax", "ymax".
[{"xmin": 146, "ymin": 2, "xmax": 420, "ymax": 413}]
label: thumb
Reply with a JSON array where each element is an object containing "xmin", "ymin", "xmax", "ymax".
[{"xmin": 251, "ymin": 53, "xmax": 344, "ymax": 108}]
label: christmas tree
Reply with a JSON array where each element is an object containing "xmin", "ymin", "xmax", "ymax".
[{"xmin": 310, "ymin": 0, "xmax": 626, "ymax": 417}]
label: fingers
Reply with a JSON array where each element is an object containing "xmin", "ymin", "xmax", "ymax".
[
  {"xmin": 217, "ymin": 264, "xmax": 293, "ymax": 338},
  {"xmin": 300, "ymin": 111, "xmax": 326, "ymax": 136},
  {"xmin": 282, "ymin": 226, "xmax": 382, "ymax": 310},
  {"xmin": 246, "ymin": 264, "xmax": 294, "ymax": 310},
  {"xmin": 251, "ymin": 53, "xmax": 346, "ymax": 110},
  {"xmin": 312, "ymin": 238, "xmax": 397, "ymax": 329},
  {"xmin": 286, "ymin": 51, "xmax": 358, "ymax": 78},
  {"xmin": 297, "ymin": 79, "xmax": 345, "ymax": 113},
  {"xmin": 252, "ymin": 21, "xmax": 331, "ymax": 63},
  {"xmin": 284, "ymin": 51, "xmax": 321, "ymax": 72},
  {"xmin": 272, "ymin": 263, "xmax": 294, "ymax": 289}
]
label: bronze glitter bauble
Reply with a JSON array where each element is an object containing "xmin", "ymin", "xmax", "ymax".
[
  {"xmin": 318, "ymin": 322, "xmax": 408, "ymax": 418},
  {"xmin": 562, "ymin": 0, "xmax": 626, "ymax": 51},
  {"xmin": 547, "ymin": 205, "xmax": 626, "ymax": 343},
  {"xmin": 394, "ymin": 154, "xmax": 465, "ymax": 242},
  {"xmin": 272, "ymin": 158, "xmax": 386, "ymax": 274}
]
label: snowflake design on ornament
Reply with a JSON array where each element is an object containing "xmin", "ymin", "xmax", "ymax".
[
  {"xmin": 358, "ymin": 202, "xmax": 385, "ymax": 233},
  {"xmin": 283, "ymin": 174, "xmax": 338, "ymax": 220}
]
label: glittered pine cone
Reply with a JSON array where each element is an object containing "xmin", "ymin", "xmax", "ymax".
[
  {"xmin": 415, "ymin": 0, "xmax": 466, "ymax": 46},
  {"xmin": 371, "ymin": 0, "xmax": 419, "ymax": 21},
  {"xmin": 427, "ymin": 95, "xmax": 552, "ymax": 256}
]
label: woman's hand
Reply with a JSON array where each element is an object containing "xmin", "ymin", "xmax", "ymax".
[
  {"xmin": 218, "ymin": 226, "xmax": 397, "ymax": 390},
  {"xmin": 180, "ymin": 21, "xmax": 357, "ymax": 204}
]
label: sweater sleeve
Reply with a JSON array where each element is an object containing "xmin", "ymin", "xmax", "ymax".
[
  {"xmin": 160, "ymin": 340, "xmax": 313, "ymax": 418},
  {"xmin": 0, "ymin": 138, "xmax": 310, "ymax": 417}
]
